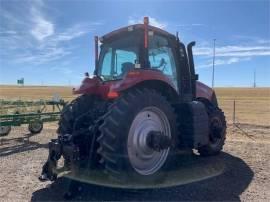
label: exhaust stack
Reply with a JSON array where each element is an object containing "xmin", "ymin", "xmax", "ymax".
[
  {"xmin": 187, "ymin": 41, "xmax": 198, "ymax": 99},
  {"xmin": 94, "ymin": 36, "xmax": 99, "ymax": 75},
  {"xmin": 143, "ymin": 17, "xmax": 150, "ymax": 68}
]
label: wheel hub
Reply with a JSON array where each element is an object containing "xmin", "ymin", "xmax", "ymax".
[
  {"xmin": 146, "ymin": 131, "xmax": 172, "ymax": 151},
  {"xmin": 127, "ymin": 107, "xmax": 171, "ymax": 176}
]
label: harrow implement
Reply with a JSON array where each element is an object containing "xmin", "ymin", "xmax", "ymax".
[{"xmin": 0, "ymin": 99, "xmax": 66, "ymax": 136}]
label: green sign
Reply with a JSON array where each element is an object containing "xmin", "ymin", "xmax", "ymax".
[{"xmin": 17, "ymin": 78, "xmax": 24, "ymax": 85}]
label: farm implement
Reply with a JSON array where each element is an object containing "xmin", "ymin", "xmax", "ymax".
[{"xmin": 0, "ymin": 99, "xmax": 66, "ymax": 136}]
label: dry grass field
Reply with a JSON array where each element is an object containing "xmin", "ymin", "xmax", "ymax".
[
  {"xmin": 216, "ymin": 88, "xmax": 270, "ymax": 126},
  {"xmin": 0, "ymin": 85, "xmax": 269, "ymax": 201},
  {"xmin": 1, "ymin": 85, "xmax": 269, "ymax": 126},
  {"xmin": 0, "ymin": 85, "xmax": 75, "ymax": 101}
]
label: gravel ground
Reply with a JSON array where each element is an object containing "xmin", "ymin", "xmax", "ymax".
[{"xmin": 0, "ymin": 123, "xmax": 269, "ymax": 201}]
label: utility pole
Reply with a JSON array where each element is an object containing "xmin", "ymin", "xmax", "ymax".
[
  {"xmin": 253, "ymin": 69, "xmax": 256, "ymax": 88},
  {"xmin": 212, "ymin": 39, "xmax": 216, "ymax": 88}
]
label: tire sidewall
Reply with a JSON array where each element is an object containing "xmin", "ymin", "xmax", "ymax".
[
  {"xmin": 57, "ymin": 94, "xmax": 96, "ymax": 135},
  {"xmin": 110, "ymin": 89, "xmax": 178, "ymax": 182},
  {"xmin": 198, "ymin": 105, "xmax": 226, "ymax": 156},
  {"xmin": 208, "ymin": 110, "xmax": 226, "ymax": 150}
]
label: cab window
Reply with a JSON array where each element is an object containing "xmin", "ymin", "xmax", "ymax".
[
  {"xmin": 98, "ymin": 34, "xmax": 139, "ymax": 81},
  {"xmin": 148, "ymin": 35, "xmax": 177, "ymax": 89}
]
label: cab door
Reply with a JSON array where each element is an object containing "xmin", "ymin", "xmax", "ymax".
[{"xmin": 148, "ymin": 34, "xmax": 178, "ymax": 91}]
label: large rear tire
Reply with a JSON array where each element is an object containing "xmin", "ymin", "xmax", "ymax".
[
  {"xmin": 198, "ymin": 102, "xmax": 227, "ymax": 156},
  {"xmin": 57, "ymin": 95, "xmax": 104, "ymax": 168},
  {"xmin": 97, "ymin": 88, "xmax": 178, "ymax": 182},
  {"xmin": 57, "ymin": 95, "xmax": 96, "ymax": 135}
]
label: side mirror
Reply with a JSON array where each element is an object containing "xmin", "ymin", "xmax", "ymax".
[{"xmin": 195, "ymin": 74, "xmax": 199, "ymax": 80}]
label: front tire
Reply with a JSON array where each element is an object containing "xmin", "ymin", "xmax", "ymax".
[
  {"xmin": 198, "ymin": 103, "xmax": 227, "ymax": 156},
  {"xmin": 97, "ymin": 88, "xmax": 178, "ymax": 182}
]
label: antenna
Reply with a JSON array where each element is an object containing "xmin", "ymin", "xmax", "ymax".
[
  {"xmin": 212, "ymin": 39, "xmax": 216, "ymax": 88},
  {"xmin": 176, "ymin": 31, "xmax": 179, "ymax": 42},
  {"xmin": 94, "ymin": 36, "xmax": 99, "ymax": 75},
  {"xmin": 253, "ymin": 69, "xmax": 256, "ymax": 88}
]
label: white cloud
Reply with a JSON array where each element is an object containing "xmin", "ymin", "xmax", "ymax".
[
  {"xmin": 15, "ymin": 47, "xmax": 71, "ymax": 64},
  {"xmin": 128, "ymin": 16, "xmax": 167, "ymax": 29},
  {"xmin": 194, "ymin": 44, "xmax": 270, "ymax": 57},
  {"xmin": 52, "ymin": 23, "xmax": 96, "ymax": 42},
  {"xmin": 233, "ymin": 35, "xmax": 270, "ymax": 45},
  {"xmin": 194, "ymin": 40, "xmax": 269, "ymax": 69},
  {"xmin": 176, "ymin": 23, "xmax": 204, "ymax": 27},
  {"xmin": 31, "ymin": 15, "xmax": 54, "ymax": 41},
  {"xmin": 196, "ymin": 57, "xmax": 251, "ymax": 69},
  {"xmin": 0, "ymin": 0, "xmax": 101, "ymax": 65},
  {"xmin": 0, "ymin": 30, "xmax": 17, "ymax": 35},
  {"xmin": 30, "ymin": 5, "xmax": 54, "ymax": 41}
]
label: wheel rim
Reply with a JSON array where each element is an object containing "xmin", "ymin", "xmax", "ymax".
[
  {"xmin": 127, "ymin": 106, "xmax": 171, "ymax": 176},
  {"xmin": 0, "ymin": 126, "xmax": 10, "ymax": 135},
  {"xmin": 30, "ymin": 121, "xmax": 42, "ymax": 132}
]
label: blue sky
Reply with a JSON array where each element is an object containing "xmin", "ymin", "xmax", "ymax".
[{"xmin": 0, "ymin": 0, "xmax": 269, "ymax": 87}]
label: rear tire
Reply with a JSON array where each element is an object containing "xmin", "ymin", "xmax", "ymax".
[
  {"xmin": 57, "ymin": 94, "xmax": 106, "ymax": 168},
  {"xmin": 97, "ymin": 88, "xmax": 178, "ymax": 182},
  {"xmin": 57, "ymin": 95, "xmax": 96, "ymax": 135},
  {"xmin": 198, "ymin": 102, "xmax": 226, "ymax": 156}
]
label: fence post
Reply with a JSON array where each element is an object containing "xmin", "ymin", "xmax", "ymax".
[{"xmin": 233, "ymin": 100, "xmax": 236, "ymax": 125}]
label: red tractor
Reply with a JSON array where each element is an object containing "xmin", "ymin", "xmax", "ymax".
[{"xmin": 40, "ymin": 17, "xmax": 226, "ymax": 187}]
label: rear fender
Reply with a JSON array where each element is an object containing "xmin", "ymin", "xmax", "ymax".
[
  {"xmin": 196, "ymin": 81, "xmax": 217, "ymax": 106},
  {"xmin": 73, "ymin": 69, "xmax": 179, "ymax": 100},
  {"xmin": 72, "ymin": 77, "xmax": 113, "ymax": 99},
  {"xmin": 110, "ymin": 69, "xmax": 178, "ymax": 97}
]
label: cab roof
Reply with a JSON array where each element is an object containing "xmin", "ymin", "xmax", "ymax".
[{"xmin": 100, "ymin": 24, "xmax": 176, "ymax": 43}]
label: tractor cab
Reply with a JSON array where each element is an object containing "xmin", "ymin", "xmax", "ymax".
[
  {"xmin": 96, "ymin": 23, "xmax": 178, "ymax": 83},
  {"xmin": 74, "ymin": 17, "xmax": 197, "ymax": 103}
]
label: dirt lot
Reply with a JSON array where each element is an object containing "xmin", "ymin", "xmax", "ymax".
[{"xmin": 0, "ymin": 86, "xmax": 269, "ymax": 201}]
